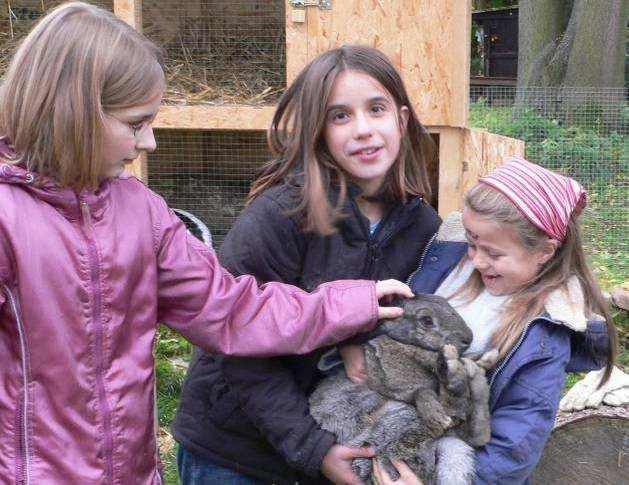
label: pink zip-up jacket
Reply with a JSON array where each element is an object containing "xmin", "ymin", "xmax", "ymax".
[{"xmin": 0, "ymin": 156, "xmax": 378, "ymax": 484}]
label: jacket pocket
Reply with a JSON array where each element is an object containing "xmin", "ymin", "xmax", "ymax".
[{"xmin": 205, "ymin": 384, "xmax": 241, "ymax": 425}]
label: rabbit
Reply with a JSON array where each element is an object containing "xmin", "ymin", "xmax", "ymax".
[{"xmin": 310, "ymin": 294, "xmax": 498, "ymax": 485}]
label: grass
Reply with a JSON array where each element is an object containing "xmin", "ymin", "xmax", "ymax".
[{"xmin": 154, "ymin": 325, "xmax": 192, "ymax": 484}]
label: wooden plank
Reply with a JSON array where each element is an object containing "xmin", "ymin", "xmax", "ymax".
[
  {"xmin": 298, "ymin": 0, "xmax": 471, "ymax": 127},
  {"xmin": 433, "ymin": 126, "xmax": 524, "ymax": 216},
  {"xmin": 285, "ymin": 1, "xmax": 310, "ymax": 85},
  {"xmin": 435, "ymin": 126, "xmax": 465, "ymax": 216},
  {"xmin": 115, "ymin": 0, "xmax": 144, "ymax": 179},
  {"xmin": 113, "ymin": 0, "xmax": 142, "ymax": 30},
  {"xmin": 153, "ymin": 105, "xmax": 276, "ymax": 131},
  {"xmin": 459, "ymin": 128, "xmax": 524, "ymax": 205}
]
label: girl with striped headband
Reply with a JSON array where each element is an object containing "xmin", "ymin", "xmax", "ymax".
[{"xmin": 342, "ymin": 157, "xmax": 618, "ymax": 484}]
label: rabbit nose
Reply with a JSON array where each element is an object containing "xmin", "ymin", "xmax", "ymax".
[{"xmin": 454, "ymin": 330, "xmax": 473, "ymax": 346}]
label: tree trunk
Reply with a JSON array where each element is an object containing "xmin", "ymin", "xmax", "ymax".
[
  {"xmin": 517, "ymin": 0, "xmax": 570, "ymax": 89},
  {"xmin": 516, "ymin": 0, "xmax": 626, "ymax": 124},
  {"xmin": 531, "ymin": 406, "xmax": 629, "ymax": 485},
  {"xmin": 517, "ymin": 0, "xmax": 627, "ymax": 89}
]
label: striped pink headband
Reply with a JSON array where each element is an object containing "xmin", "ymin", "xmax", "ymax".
[{"xmin": 479, "ymin": 157, "xmax": 587, "ymax": 242}]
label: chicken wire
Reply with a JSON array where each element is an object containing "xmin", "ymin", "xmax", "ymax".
[
  {"xmin": 142, "ymin": 0, "xmax": 286, "ymax": 106},
  {"xmin": 470, "ymin": 85, "xmax": 628, "ymax": 276},
  {"xmin": 0, "ymin": 0, "xmax": 113, "ymax": 78},
  {"xmin": 147, "ymin": 129, "xmax": 271, "ymax": 249}
]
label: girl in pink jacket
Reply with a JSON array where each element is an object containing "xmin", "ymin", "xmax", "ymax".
[{"xmin": 0, "ymin": 3, "xmax": 411, "ymax": 483}]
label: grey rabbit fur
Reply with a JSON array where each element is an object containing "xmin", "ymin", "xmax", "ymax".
[{"xmin": 310, "ymin": 293, "xmax": 498, "ymax": 485}]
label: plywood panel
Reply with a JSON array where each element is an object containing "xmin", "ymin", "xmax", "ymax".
[
  {"xmin": 285, "ymin": 0, "xmax": 470, "ymax": 127},
  {"xmin": 460, "ymin": 129, "xmax": 525, "ymax": 197},
  {"xmin": 482, "ymin": 132, "xmax": 526, "ymax": 168},
  {"xmin": 433, "ymin": 126, "xmax": 524, "ymax": 216},
  {"xmin": 285, "ymin": 0, "xmax": 309, "ymax": 85},
  {"xmin": 434, "ymin": 127, "xmax": 465, "ymax": 216},
  {"xmin": 154, "ymin": 105, "xmax": 276, "ymax": 130}
]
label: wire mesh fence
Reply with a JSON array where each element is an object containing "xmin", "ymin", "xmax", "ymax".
[
  {"xmin": 142, "ymin": 0, "xmax": 286, "ymax": 106},
  {"xmin": 470, "ymin": 86, "xmax": 628, "ymax": 283},
  {"xmin": 0, "ymin": 0, "xmax": 113, "ymax": 78},
  {"xmin": 147, "ymin": 129, "xmax": 271, "ymax": 248}
]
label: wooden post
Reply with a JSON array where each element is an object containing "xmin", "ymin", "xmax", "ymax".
[
  {"xmin": 113, "ymin": 0, "xmax": 146, "ymax": 181},
  {"xmin": 113, "ymin": 0, "xmax": 142, "ymax": 30}
]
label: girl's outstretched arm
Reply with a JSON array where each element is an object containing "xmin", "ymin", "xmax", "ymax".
[{"xmin": 155, "ymin": 202, "xmax": 409, "ymax": 357}]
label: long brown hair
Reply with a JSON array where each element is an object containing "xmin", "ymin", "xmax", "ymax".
[
  {"xmin": 249, "ymin": 45, "xmax": 435, "ymax": 235},
  {"xmin": 458, "ymin": 184, "xmax": 616, "ymax": 384},
  {"xmin": 0, "ymin": 2, "xmax": 164, "ymax": 189}
]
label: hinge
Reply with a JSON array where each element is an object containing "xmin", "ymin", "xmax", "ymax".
[{"xmin": 290, "ymin": 0, "xmax": 332, "ymax": 9}]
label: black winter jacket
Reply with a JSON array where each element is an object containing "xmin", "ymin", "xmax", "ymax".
[{"xmin": 172, "ymin": 182, "xmax": 441, "ymax": 484}]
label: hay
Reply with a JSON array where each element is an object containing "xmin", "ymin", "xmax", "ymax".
[
  {"xmin": 144, "ymin": 1, "xmax": 286, "ymax": 106},
  {"xmin": 0, "ymin": 1, "xmax": 114, "ymax": 78},
  {"xmin": 1, "ymin": 1, "xmax": 286, "ymax": 105}
]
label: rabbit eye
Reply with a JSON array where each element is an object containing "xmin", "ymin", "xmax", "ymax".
[{"xmin": 419, "ymin": 316, "xmax": 434, "ymax": 327}]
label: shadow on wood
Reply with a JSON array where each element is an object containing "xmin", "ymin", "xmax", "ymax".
[{"xmin": 532, "ymin": 406, "xmax": 629, "ymax": 484}]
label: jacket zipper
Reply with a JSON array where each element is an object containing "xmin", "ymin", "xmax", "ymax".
[
  {"xmin": 2, "ymin": 285, "xmax": 31, "ymax": 485},
  {"xmin": 405, "ymin": 233, "xmax": 437, "ymax": 286},
  {"xmin": 349, "ymin": 200, "xmax": 404, "ymax": 279},
  {"xmin": 488, "ymin": 317, "xmax": 555, "ymax": 390},
  {"xmin": 80, "ymin": 200, "xmax": 115, "ymax": 484}
]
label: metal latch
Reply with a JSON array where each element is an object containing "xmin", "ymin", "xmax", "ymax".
[{"xmin": 290, "ymin": 0, "xmax": 332, "ymax": 9}]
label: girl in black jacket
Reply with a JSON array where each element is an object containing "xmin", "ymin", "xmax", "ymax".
[{"xmin": 173, "ymin": 45, "xmax": 441, "ymax": 485}]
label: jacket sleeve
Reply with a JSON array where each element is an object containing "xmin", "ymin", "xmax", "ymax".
[
  {"xmin": 567, "ymin": 320, "xmax": 610, "ymax": 372},
  {"xmin": 474, "ymin": 330, "xmax": 570, "ymax": 485},
  {"xmin": 153, "ymin": 194, "xmax": 378, "ymax": 357},
  {"xmin": 218, "ymin": 194, "xmax": 336, "ymax": 475},
  {"xmin": 222, "ymin": 356, "xmax": 336, "ymax": 475}
]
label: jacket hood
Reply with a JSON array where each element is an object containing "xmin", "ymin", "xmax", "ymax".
[{"xmin": 0, "ymin": 138, "xmax": 112, "ymax": 221}]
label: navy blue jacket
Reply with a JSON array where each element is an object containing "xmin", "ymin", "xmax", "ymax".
[{"xmin": 410, "ymin": 234, "xmax": 609, "ymax": 484}]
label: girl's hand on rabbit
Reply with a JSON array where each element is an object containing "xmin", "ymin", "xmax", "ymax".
[
  {"xmin": 375, "ymin": 279, "xmax": 413, "ymax": 319},
  {"xmin": 373, "ymin": 459, "xmax": 423, "ymax": 485},
  {"xmin": 321, "ymin": 444, "xmax": 375, "ymax": 485},
  {"xmin": 340, "ymin": 345, "xmax": 368, "ymax": 384}
]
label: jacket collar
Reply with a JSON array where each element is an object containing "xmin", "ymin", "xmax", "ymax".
[
  {"xmin": 436, "ymin": 211, "xmax": 590, "ymax": 331},
  {"xmin": 0, "ymin": 141, "xmax": 111, "ymax": 222}
]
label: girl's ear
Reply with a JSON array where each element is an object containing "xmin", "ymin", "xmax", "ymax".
[
  {"xmin": 399, "ymin": 105, "xmax": 409, "ymax": 133},
  {"xmin": 537, "ymin": 238, "xmax": 561, "ymax": 265}
]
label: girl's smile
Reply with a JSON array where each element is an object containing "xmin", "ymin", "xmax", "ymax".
[{"xmin": 462, "ymin": 207, "xmax": 556, "ymax": 296}]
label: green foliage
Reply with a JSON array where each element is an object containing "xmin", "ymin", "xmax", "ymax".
[
  {"xmin": 154, "ymin": 325, "xmax": 192, "ymax": 483},
  {"xmin": 155, "ymin": 326, "xmax": 191, "ymax": 427},
  {"xmin": 470, "ymin": 100, "xmax": 627, "ymax": 286}
]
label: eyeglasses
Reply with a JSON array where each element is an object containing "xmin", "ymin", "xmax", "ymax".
[
  {"xmin": 106, "ymin": 113, "xmax": 155, "ymax": 139},
  {"xmin": 129, "ymin": 119, "xmax": 153, "ymax": 138}
]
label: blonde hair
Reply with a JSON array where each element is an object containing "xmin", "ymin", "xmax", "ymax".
[
  {"xmin": 459, "ymin": 183, "xmax": 616, "ymax": 384},
  {"xmin": 249, "ymin": 45, "xmax": 435, "ymax": 235},
  {"xmin": 0, "ymin": 2, "xmax": 164, "ymax": 189}
]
